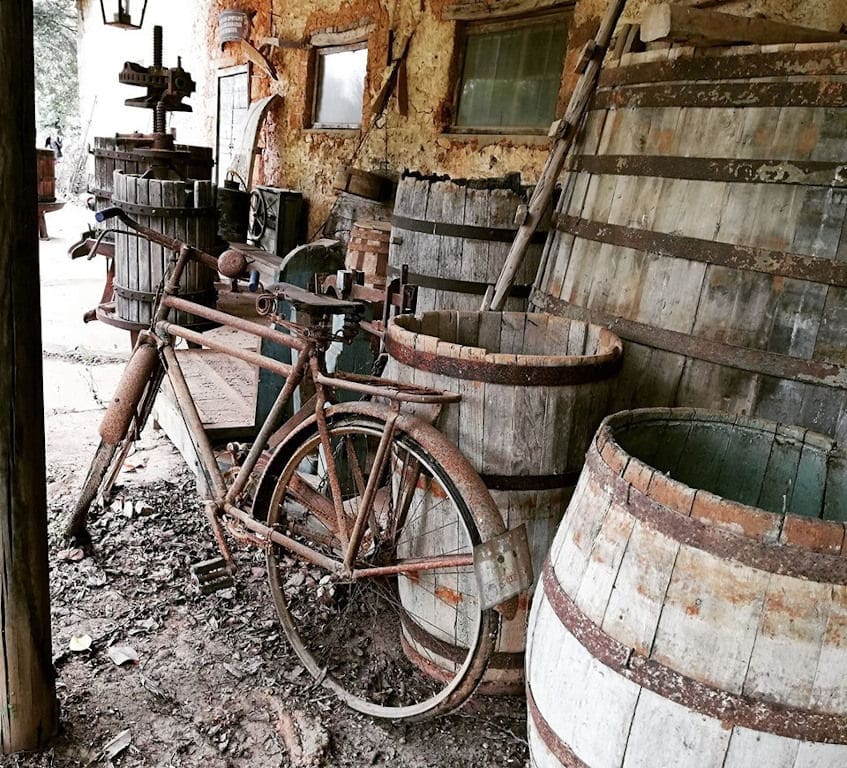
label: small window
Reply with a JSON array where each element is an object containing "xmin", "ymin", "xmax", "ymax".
[
  {"xmin": 454, "ymin": 15, "xmax": 569, "ymax": 133},
  {"xmin": 313, "ymin": 44, "xmax": 368, "ymax": 129}
]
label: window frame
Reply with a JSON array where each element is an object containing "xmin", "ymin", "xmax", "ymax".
[
  {"xmin": 310, "ymin": 40, "xmax": 369, "ymax": 131},
  {"xmin": 450, "ymin": 9, "xmax": 571, "ymax": 136}
]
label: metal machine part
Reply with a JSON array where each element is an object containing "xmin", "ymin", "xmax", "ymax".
[{"xmin": 117, "ymin": 24, "xmax": 196, "ymax": 170}]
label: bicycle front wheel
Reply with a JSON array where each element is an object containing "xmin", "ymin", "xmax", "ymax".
[{"xmin": 265, "ymin": 411, "xmax": 497, "ymax": 720}]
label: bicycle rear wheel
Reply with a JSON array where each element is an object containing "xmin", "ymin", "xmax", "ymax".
[{"xmin": 265, "ymin": 411, "xmax": 497, "ymax": 720}]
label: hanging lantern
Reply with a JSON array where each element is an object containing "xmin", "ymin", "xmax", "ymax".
[{"xmin": 99, "ymin": 0, "xmax": 148, "ymax": 30}]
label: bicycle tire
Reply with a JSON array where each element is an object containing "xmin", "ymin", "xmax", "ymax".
[{"xmin": 265, "ymin": 410, "xmax": 498, "ymax": 721}]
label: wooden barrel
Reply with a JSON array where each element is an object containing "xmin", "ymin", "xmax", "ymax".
[
  {"xmin": 111, "ymin": 172, "xmax": 218, "ymax": 331},
  {"xmin": 385, "ymin": 310, "xmax": 622, "ymax": 693},
  {"xmin": 533, "ymin": 41, "xmax": 847, "ymax": 442},
  {"xmin": 91, "ymin": 135, "xmax": 214, "ymax": 230},
  {"xmin": 389, "ymin": 173, "xmax": 553, "ymax": 313},
  {"xmin": 36, "ymin": 148, "xmax": 55, "ymax": 202},
  {"xmin": 345, "ymin": 220, "xmax": 390, "ymax": 287},
  {"xmin": 527, "ymin": 407, "xmax": 847, "ymax": 767}
]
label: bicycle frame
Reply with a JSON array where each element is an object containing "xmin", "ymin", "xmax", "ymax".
[{"xmin": 96, "ymin": 211, "xmax": 472, "ymax": 583}]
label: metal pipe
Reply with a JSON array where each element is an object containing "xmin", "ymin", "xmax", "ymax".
[
  {"xmin": 342, "ymin": 410, "xmax": 398, "ymax": 573},
  {"xmin": 315, "ymin": 372, "xmax": 460, "ymax": 404},
  {"xmin": 311, "ymin": 357, "xmax": 350, "ymax": 552},
  {"xmin": 157, "ymin": 322, "xmax": 295, "ymax": 378},
  {"xmin": 224, "ymin": 503, "xmax": 340, "ymax": 572},
  {"xmin": 161, "ymin": 345, "xmax": 228, "ymax": 498},
  {"xmin": 226, "ymin": 347, "xmax": 311, "ymax": 503},
  {"xmin": 352, "ymin": 554, "xmax": 474, "ymax": 578},
  {"xmin": 163, "ymin": 295, "xmax": 307, "ymax": 351}
]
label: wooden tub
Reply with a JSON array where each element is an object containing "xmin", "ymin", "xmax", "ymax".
[
  {"xmin": 527, "ymin": 407, "xmax": 847, "ymax": 767},
  {"xmin": 533, "ymin": 41, "xmax": 847, "ymax": 441},
  {"xmin": 386, "ymin": 310, "xmax": 622, "ymax": 693}
]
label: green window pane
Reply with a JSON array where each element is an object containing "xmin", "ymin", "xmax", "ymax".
[{"xmin": 455, "ymin": 17, "xmax": 568, "ymax": 131}]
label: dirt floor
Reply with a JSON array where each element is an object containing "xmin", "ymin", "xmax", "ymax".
[{"xmin": 5, "ymin": 205, "xmax": 530, "ymax": 768}]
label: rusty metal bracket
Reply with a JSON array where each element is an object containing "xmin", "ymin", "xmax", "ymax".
[{"xmin": 474, "ymin": 524, "xmax": 533, "ymax": 613}]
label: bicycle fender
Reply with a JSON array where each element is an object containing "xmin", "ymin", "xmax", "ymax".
[{"xmin": 99, "ymin": 342, "xmax": 160, "ymax": 445}]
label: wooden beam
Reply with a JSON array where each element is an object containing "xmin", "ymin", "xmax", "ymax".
[
  {"xmin": 0, "ymin": 0, "xmax": 58, "ymax": 753},
  {"xmin": 641, "ymin": 4, "xmax": 846, "ymax": 46},
  {"xmin": 444, "ymin": 0, "xmax": 569, "ymax": 21}
]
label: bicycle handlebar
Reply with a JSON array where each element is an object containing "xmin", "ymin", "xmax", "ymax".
[
  {"xmin": 95, "ymin": 206, "xmax": 223, "ymax": 274},
  {"xmin": 94, "ymin": 206, "xmax": 124, "ymax": 223}
]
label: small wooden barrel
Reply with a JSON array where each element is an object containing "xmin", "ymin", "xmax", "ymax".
[
  {"xmin": 345, "ymin": 220, "xmax": 390, "ymax": 287},
  {"xmin": 386, "ymin": 310, "xmax": 622, "ymax": 693},
  {"xmin": 111, "ymin": 172, "xmax": 218, "ymax": 331},
  {"xmin": 527, "ymin": 407, "xmax": 847, "ymax": 767},
  {"xmin": 389, "ymin": 173, "xmax": 553, "ymax": 313},
  {"xmin": 534, "ymin": 41, "xmax": 847, "ymax": 442},
  {"xmin": 36, "ymin": 148, "xmax": 55, "ymax": 202}
]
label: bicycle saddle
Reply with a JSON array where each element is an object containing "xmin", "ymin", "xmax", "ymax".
[{"xmin": 274, "ymin": 283, "xmax": 361, "ymax": 314}]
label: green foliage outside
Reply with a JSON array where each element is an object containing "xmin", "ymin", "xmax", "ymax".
[{"xmin": 34, "ymin": 0, "xmax": 79, "ymax": 137}]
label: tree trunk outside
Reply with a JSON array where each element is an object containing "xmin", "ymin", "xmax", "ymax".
[{"xmin": 0, "ymin": 0, "xmax": 59, "ymax": 753}]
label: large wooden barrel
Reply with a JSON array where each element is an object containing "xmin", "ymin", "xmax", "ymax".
[
  {"xmin": 36, "ymin": 148, "xmax": 55, "ymax": 202},
  {"xmin": 390, "ymin": 173, "xmax": 553, "ymax": 313},
  {"xmin": 534, "ymin": 41, "xmax": 847, "ymax": 442},
  {"xmin": 111, "ymin": 172, "xmax": 218, "ymax": 330},
  {"xmin": 385, "ymin": 310, "xmax": 622, "ymax": 693},
  {"xmin": 527, "ymin": 407, "xmax": 847, "ymax": 767}
]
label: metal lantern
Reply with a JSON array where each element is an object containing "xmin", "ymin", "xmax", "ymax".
[{"xmin": 99, "ymin": 0, "xmax": 148, "ymax": 29}]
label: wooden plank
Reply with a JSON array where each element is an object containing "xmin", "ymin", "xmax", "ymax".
[
  {"xmin": 757, "ymin": 431, "xmax": 804, "ymax": 515},
  {"xmin": 809, "ymin": 584, "xmax": 847, "ymax": 712},
  {"xmin": 456, "ymin": 341, "xmax": 487, "ymax": 470},
  {"xmin": 742, "ymin": 573, "xmax": 831, "ymax": 707},
  {"xmin": 822, "ymin": 453, "xmax": 847, "ymax": 522},
  {"xmin": 713, "ymin": 422, "xmax": 773, "ymax": 507},
  {"xmin": 652, "ymin": 547, "xmax": 767, "ymax": 695},
  {"xmin": 436, "ymin": 180, "xmax": 469, "ymax": 311},
  {"xmin": 573, "ymin": 503, "xmax": 635, "ymax": 626},
  {"xmin": 551, "ymin": 473, "xmax": 612, "ymax": 597},
  {"xmin": 640, "ymin": 5, "xmax": 845, "ymax": 47},
  {"xmin": 539, "ymin": 624, "xmax": 639, "ymax": 768},
  {"xmin": 601, "ymin": 519, "xmax": 679, "ymax": 656},
  {"xmin": 622, "ymin": 687, "xmax": 731, "ymax": 766},
  {"xmin": 461, "ymin": 185, "xmax": 492, "ymax": 312},
  {"xmin": 723, "ymin": 728, "xmax": 798, "ymax": 768},
  {"xmin": 794, "ymin": 741, "xmax": 847, "ymax": 768}
]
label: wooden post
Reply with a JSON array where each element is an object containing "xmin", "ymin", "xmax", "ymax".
[{"xmin": 0, "ymin": 0, "xmax": 59, "ymax": 753}]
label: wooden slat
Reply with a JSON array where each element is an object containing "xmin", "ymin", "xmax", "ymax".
[{"xmin": 640, "ymin": 5, "xmax": 846, "ymax": 47}]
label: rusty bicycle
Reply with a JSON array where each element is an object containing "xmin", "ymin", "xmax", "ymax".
[{"xmin": 67, "ymin": 207, "xmax": 530, "ymax": 721}]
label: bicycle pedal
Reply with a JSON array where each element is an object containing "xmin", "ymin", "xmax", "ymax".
[{"xmin": 190, "ymin": 557, "xmax": 234, "ymax": 595}]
